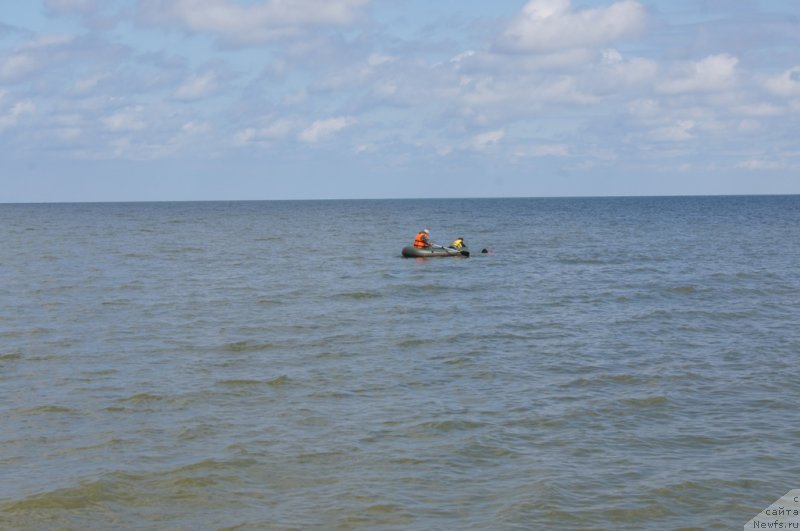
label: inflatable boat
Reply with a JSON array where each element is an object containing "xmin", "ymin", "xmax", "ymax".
[{"xmin": 401, "ymin": 245, "xmax": 470, "ymax": 258}]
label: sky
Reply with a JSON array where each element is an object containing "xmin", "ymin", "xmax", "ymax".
[{"xmin": 0, "ymin": 0, "xmax": 799, "ymax": 202}]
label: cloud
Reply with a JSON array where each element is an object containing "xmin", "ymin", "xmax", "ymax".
[
  {"xmin": 512, "ymin": 143, "xmax": 570, "ymax": 158},
  {"xmin": 0, "ymin": 34, "xmax": 74, "ymax": 83},
  {"xmin": 527, "ymin": 144, "xmax": 569, "ymax": 157},
  {"xmin": 299, "ymin": 116, "xmax": 355, "ymax": 143},
  {"xmin": 471, "ymin": 129, "xmax": 505, "ymax": 151},
  {"xmin": 650, "ymin": 120, "xmax": 695, "ymax": 142},
  {"xmin": 181, "ymin": 120, "xmax": 211, "ymax": 134},
  {"xmin": 174, "ymin": 71, "xmax": 218, "ymax": 100},
  {"xmin": 71, "ymin": 72, "xmax": 108, "ymax": 94},
  {"xmin": 138, "ymin": 0, "xmax": 370, "ymax": 44},
  {"xmin": 737, "ymin": 158, "xmax": 784, "ymax": 171},
  {"xmin": 102, "ymin": 107, "xmax": 147, "ymax": 131},
  {"xmin": 763, "ymin": 66, "xmax": 800, "ymax": 98},
  {"xmin": 0, "ymin": 91, "xmax": 36, "ymax": 131},
  {"xmin": 657, "ymin": 54, "xmax": 739, "ymax": 94},
  {"xmin": 2, "ymin": 0, "xmax": 798, "ymax": 193},
  {"xmin": 595, "ymin": 51, "xmax": 658, "ymax": 89},
  {"xmin": 233, "ymin": 119, "xmax": 296, "ymax": 146},
  {"xmin": 500, "ymin": 0, "xmax": 645, "ymax": 52},
  {"xmin": 459, "ymin": 74, "xmax": 598, "ymax": 112}
]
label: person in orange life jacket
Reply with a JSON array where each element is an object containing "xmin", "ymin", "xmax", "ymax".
[{"xmin": 414, "ymin": 229, "xmax": 431, "ymax": 248}]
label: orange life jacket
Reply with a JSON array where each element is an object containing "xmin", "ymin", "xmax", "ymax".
[{"xmin": 414, "ymin": 231, "xmax": 429, "ymax": 248}]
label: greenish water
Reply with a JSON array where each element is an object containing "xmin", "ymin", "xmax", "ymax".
[{"xmin": 1, "ymin": 196, "xmax": 799, "ymax": 529}]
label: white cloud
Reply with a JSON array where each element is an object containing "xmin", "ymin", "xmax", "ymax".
[
  {"xmin": 534, "ymin": 144, "xmax": 568, "ymax": 156},
  {"xmin": 233, "ymin": 119, "xmax": 296, "ymax": 146},
  {"xmin": 0, "ymin": 91, "xmax": 36, "ymax": 130},
  {"xmin": 262, "ymin": 119, "xmax": 295, "ymax": 139},
  {"xmin": 650, "ymin": 120, "xmax": 695, "ymax": 142},
  {"xmin": 0, "ymin": 54, "xmax": 40, "ymax": 83},
  {"xmin": 455, "ymin": 47, "xmax": 595, "ymax": 73},
  {"xmin": 501, "ymin": 0, "xmax": 645, "ymax": 52},
  {"xmin": 471, "ymin": 129, "xmax": 505, "ymax": 150},
  {"xmin": 597, "ymin": 52, "xmax": 658, "ymax": 88},
  {"xmin": 103, "ymin": 108, "xmax": 147, "ymax": 131},
  {"xmin": 367, "ymin": 53, "xmax": 395, "ymax": 67},
  {"xmin": 763, "ymin": 66, "xmax": 800, "ymax": 98},
  {"xmin": 355, "ymin": 143, "xmax": 377, "ymax": 154},
  {"xmin": 181, "ymin": 120, "xmax": 211, "ymax": 134},
  {"xmin": 628, "ymin": 98, "xmax": 660, "ymax": 118},
  {"xmin": 299, "ymin": 116, "xmax": 355, "ymax": 143},
  {"xmin": 513, "ymin": 143, "xmax": 570, "ymax": 158},
  {"xmin": 733, "ymin": 103, "xmax": 784, "ymax": 117},
  {"xmin": 138, "ymin": 0, "xmax": 370, "ymax": 44},
  {"xmin": 737, "ymin": 158, "xmax": 784, "ymax": 171},
  {"xmin": 657, "ymin": 54, "xmax": 739, "ymax": 94},
  {"xmin": 0, "ymin": 34, "xmax": 75, "ymax": 83},
  {"xmin": 2, "ymin": 0, "xmax": 798, "ymax": 196},
  {"xmin": 174, "ymin": 72, "xmax": 218, "ymax": 100},
  {"xmin": 73, "ymin": 73, "xmax": 108, "ymax": 94},
  {"xmin": 233, "ymin": 127, "xmax": 257, "ymax": 145},
  {"xmin": 460, "ymin": 75, "xmax": 597, "ymax": 110}
]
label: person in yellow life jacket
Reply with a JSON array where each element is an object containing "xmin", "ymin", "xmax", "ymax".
[
  {"xmin": 414, "ymin": 229, "xmax": 431, "ymax": 248},
  {"xmin": 451, "ymin": 237, "xmax": 465, "ymax": 249}
]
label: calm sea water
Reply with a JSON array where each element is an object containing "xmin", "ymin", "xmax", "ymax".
[{"xmin": 1, "ymin": 196, "xmax": 799, "ymax": 529}]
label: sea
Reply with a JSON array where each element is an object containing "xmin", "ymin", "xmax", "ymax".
[{"xmin": 1, "ymin": 196, "xmax": 798, "ymax": 530}]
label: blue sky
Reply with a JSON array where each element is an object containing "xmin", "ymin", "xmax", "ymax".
[{"xmin": 1, "ymin": 0, "xmax": 798, "ymax": 202}]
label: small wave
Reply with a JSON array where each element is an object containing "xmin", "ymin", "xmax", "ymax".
[
  {"xmin": 621, "ymin": 395, "xmax": 668, "ymax": 407},
  {"xmin": 83, "ymin": 369, "xmax": 117, "ymax": 376},
  {"xmin": 2, "ymin": 460, "xmax": 255, "ymax": 513},
  {"xmin": 557, "ymin": 256, "xmax": 617, "ymax": 265},
  {"xmin": 363, "ymin": 504, "xmax": 407, "ymax": 514},
  {"xmin": 161, "ymin": 246, "xmax": 204, "ymax": 254},
  {"xmin": 221, "ymin": 340, "xmax": 275, "ymax": 352},
  {"xmin": 101, "ymin": 298, "xmax": 131, "ymax": 306},
  {"xmin": 510, "ymin": 417, "xmax": 565, "ymax": 430},
  {"xmin": 395, "ymin": 338, "xmax": 429, "ymax": 348},
  {"xmin": 16, "ymin": 405, "xmax": 77, "ymax": 415},
  {"xmin": 409, "ymin": 419, "xmax": 486, "ymax": 433},
  {"xmin": 218, "ymin": 378, "xmax": 264, "ymax": 386},
  {"xmin": 266, "ymin": 374, "xmax": 289, "ymax": 386},
  {"xmin": 666, "ymin": 285, "xmax": 698, "ymax": 295},
  {"xmin": 2, "ymin": 478, "xmax": 128, "ymax": 511},
  {"xmin": 1, "ymin": 327, "xmax": 53, "ymax": 339},
  {"xmin": 306, "ymin": 390, "xmax": 353, "ymax": 399},
  {"xmin": 295, "ymin": 450, "xmax": 354, "ymax": 465},
  {"xmin": 256, "ymin": 298, "xmax": 283, "ymax": 306},
  {"xmin": 0, "ymin": 351, "xmax": 22, "ymax": 361},
  {"xmin": 602, "ymin": 504, "xmax": 671, "ymax": 522},
  {"xmin": 652, "ymin": 478, "xmax": 758, "ymax": 498},
  {"xmin": 172, "ymin": 457, "xmax": 259, "ymax": 474},
  {"xmin": 120, "ymin": 392, "xmax": 165, "ymax": 403},
  {"xmin": 389, "ymin": 456, "xmax": 427, "ymax": 465},
  {"xmin": 563, "ymin": 373, "xmax": 644, "ymax": 388},
  {"xmin": 705, "ymin": 310, "xmax": 757, "ymax": 321},
  {"xmin": 334, "ymin": 290, "xmax": 382, "ymax": 300},
  {"xmin": 217, "ymin": 375, "xmax": 288, "ymax": 387}
]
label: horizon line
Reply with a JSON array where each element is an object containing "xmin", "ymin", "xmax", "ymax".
[{"xmin": 2, "ymin": 192, "xmax": 799, "ymax": 206}]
